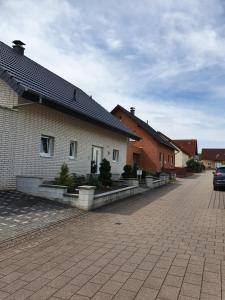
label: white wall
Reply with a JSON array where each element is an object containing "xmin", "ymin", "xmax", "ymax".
[
  {"xmin": 0, "ymin": 80, "xmax": 127, "ymax": 189},
  {"xmin": 175, "ymin": 150, "xmax": 190, "ymax": 168}
]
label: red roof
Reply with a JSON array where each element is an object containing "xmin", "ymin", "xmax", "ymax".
[
  {"xmin": 172, "ymin": 139, "xmax": 198, "ymax": 157},
  {"xmin": 201, "ymin": 149, "xmax": 225, "ymax": 161}
]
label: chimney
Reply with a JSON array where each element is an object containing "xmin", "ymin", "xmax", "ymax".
[
  {"xmin": 12, "ymin": 40, "xmax": 25, "ymax": 55},
  {"xmin": 130, "ymin": 107, "xmax": 135, "ymax": 115}
]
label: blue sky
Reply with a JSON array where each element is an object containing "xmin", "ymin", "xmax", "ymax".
[{"xmin": 1, "ymin": 0, "xmax": 225, "ymax": 151}]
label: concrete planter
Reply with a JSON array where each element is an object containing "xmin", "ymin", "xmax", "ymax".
[
  {"xmin": 16, "ymin": 176, "xmax": 140, "ymax": 211},
  {"xmin": 146, "ymin": 175, "xmax": 169, "ymax": 189},
  {"xmin": 145, "ymin": 176, "xmax": 154, "ymax": 188},
  {"xmin": 124, "ymin": 178, "xmax": 139, "ymax": 187}
]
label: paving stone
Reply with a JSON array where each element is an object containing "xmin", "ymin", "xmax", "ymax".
[
  {"xmin": 164, "ymin": 274, "xmax": 183, "ymax": 288},
  {"xmin": 54, "ymin": 283, "xmax": 81, "ymax": 299},
  {"xmin": 47, "ymin": 274, "xmax": 72, "ymax": 289},
  {"xmin": 100, "ymin": 280, "xmax": 123, "ymax": 295},
  {"xmin": 202, "ymin": 281, "xmax": 221, "ymax": 296},
  {"xmin": 111, "ymin": 271, "xmax": 131, "ymax": 282},
  {"xmin": 113, "ymin": 289, "xmax": 136, "ymax": 299},
  {"xmin": 136, "ymin": 287, "xmax": 158, "ymax": 300},
  {"xmin": 0, "ymin": 174, "xmax": 224, "ymax": 300},
  {"xmin": 0, "ymin": 191, "xmax": 84, "ymax": 243},
  {"xmin": 77, "ymin": 282, "xmax": 102, "ymax": 297},
  {"xmin": 158, "ymin": 285, "xmax": 180, "ymax": 300},
  {"xmin": 90, "ymin": 272, "xmax": 111, "ymax": 285},
  {"xmin": 122, "ymin": 278, "xmax": 144, "ymax": 292},
  {"xmin": 92, "ymin": 292, "xmax": 113, "ymax": 299},
  {"xmin": 144, "ymin": 276, "xmax": 164, "ymax": 289},
  {"xmin": 28, "ymin": 286, "xmax": 57, "ymax": 300},
  {"xmin": 0, "ymin": 290, "xmax": 10, "ymax": 299},
  {"xmin": 1, "ymin": 289, "xmax": 33, "ymax": 300},
  {"xmin": 180, "ymin": 282, "xmax": 201, "ymax": 298},
  {"xmin": 131, "ymin": 269, "xmax": 150, "ymax": 281},
  {"xmin": 70, "ymin": 273, "xmax": 92, "ymax": 286},
  {"xmin": 184, "ymin": 272, "xmax": 202, "ymax": 286}
]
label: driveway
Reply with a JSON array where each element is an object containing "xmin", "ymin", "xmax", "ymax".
[
  {"xmin": 0, "ymin": 191, "xmax": 84, "ymax": 242},
  {"xmin": 0, "ymin": 172, "xmax": 225, "ymax": 299}
]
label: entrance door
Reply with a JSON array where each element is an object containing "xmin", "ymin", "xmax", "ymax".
[
  {"xmin": 91, "ymin": 146, "xmax": 103, "ymax": 174},
  {"xmin": 133, "ymin": 153, "xmax": 140, "ymax": 168}
]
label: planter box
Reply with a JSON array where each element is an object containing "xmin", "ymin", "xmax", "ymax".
[
  {"xmin": 16, "ymin": 176, "xmax": 140, "ymax": 211},
  {"xmin": 146, "ymin": 175, "xmax": 169, "ymax": 189},
  {"xmin": 124, "ymin": 178, "xmax": 139, "ymax": 187}
]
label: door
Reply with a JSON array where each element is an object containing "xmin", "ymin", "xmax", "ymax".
[
  {"xmin": 133, "ymin": 153, "xmax": 140, "ymax": 168},
  {"xmin": 91, "ymin": 146, "xmax": 103, "ymax": 174}
]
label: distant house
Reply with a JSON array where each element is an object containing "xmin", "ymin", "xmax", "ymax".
[
  {"xmin": 201, "ymin": 149, "xmax": 225, "ymax": 169},
  {"xmin": 111, "ymin": 105, "xmax": 175, "ymax": 172},
  {"xmin": 0, "ymin": 40, "xmax": 138, "ymax": 189},
  {"xmin": 172, "ymin": 139, "xmax": 198, "ymax": 167}
]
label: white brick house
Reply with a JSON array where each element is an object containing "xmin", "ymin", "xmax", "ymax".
[{"xmin": 0, "ymin": 41, "xmax": 138, "ymax": 189}]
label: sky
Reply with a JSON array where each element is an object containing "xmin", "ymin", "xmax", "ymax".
[{"xmin": 1, "ymin": 0, "xmax": 225, "ymax": 151}]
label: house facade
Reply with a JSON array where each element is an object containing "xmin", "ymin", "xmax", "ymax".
[
  {"xmin": 172, "ymin": 139, "xmax": 198, "ymax": 168},
  {"xmin": 201, "ymin": 149, "xmax": 225, "ymax": 169},
  {"xmin": 0, "ymin": 41, "xmax": 137, "ymax": 190},
  {"xmin": 111, "ymin": 106, "xmax": 175, "ymax": 172}
]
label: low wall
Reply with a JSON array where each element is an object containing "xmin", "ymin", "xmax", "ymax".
[
  {"xmin": 146, "ymin": 175, "xmax": 171, "ymax": 188},
  {"xmin": 93, "ymin": 186, "xmax": 138, "ymax": 209},
  {"xmin": 16, "ymin": 176, "xmax": 139, "ymax": 211}
]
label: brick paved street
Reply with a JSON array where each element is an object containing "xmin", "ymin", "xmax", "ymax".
[
  {"xmin": 0, "ymin": 191, "xmax": 84, "ymax": 242},
  {"xmin": 0, "ymin": 171, "xmax": 225, "ymax": 299}
]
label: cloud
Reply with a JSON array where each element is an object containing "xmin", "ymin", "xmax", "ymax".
[{"xmin": 1, "ymin": 0, "xmax": 225, "ymax": 150}]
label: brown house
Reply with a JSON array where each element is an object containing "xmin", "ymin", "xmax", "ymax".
[
  {"xmin": 111, "ymin": 105, "xmax": 175, "ymax": 172},
  {"xmin": 172, "ymin": 140, "xmax": 198, "ymax": 158},
  {"xmin": 201, "ymin": 149, "xmax": 225, "ymax": 169}
]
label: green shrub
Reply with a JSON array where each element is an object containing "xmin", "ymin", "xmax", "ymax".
[
  {"xmin": 53, "ymin": 163, "xmax": 75, "ymax": 192},
  {"xmin": 144, "ymin": 170, "xmax": 158, "ymax": 177},
  {"xmin": 122, "ymin": 164, "xmax": 133, "ymax": 178},
  {"xmin": 186, "ymin": 158, "xmax": 203, "ymax": 172},
  {"xmin": 87, "ymin": 174, "xmax": 100, "ymax": 189},
  {"xmin": 99, "ymin": 158, "xmax": 112, "ymax": 187}
]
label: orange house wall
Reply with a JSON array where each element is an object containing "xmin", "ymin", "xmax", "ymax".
[{"xmin": 113, "ymin": 110, "xmax": 175, "ymax": 172}]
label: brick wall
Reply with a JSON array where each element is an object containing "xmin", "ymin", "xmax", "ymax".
[
  {"xmin": 113, "ymin": 109, "xmax": 175, "ymax": 172},
  {"xmin": 0, "ymin": 80, "xmax": 127, "ymax": 189}
]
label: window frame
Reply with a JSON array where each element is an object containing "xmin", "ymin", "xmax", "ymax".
[
  {"xmin": 112, "ymin": 149, "xmax": 119, "ymax": 162},
  {"xmin": 69, "ymin": 140, "xmax": 78, "ymax": 160},
  {"xmin": 40, "ymin": 135, "xmax": 54, "ymax": 157}
]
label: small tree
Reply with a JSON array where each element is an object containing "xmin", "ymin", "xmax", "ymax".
[
  {"xmin": 54, "ymin": 163, "xmax": 70, "ymax": 185},
  {"xmin": 53, "ymin": 163, "xmax": 76, "ymax": 192},
  {"xmin": 99, "ymin": 158, "xmax": 112, "ymax": 187},
  {"xmin": 122, "ymin": 164, "xmax": 133, "ymax": 178}
]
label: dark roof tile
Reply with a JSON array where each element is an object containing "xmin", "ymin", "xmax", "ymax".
[{"xmin": 0, "ymin": 41, "xmax": 138, "ymax": 140}]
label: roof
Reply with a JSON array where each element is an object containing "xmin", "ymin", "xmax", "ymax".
[
  {"xmin": 111, "ymin": 105, "xmax": 175, "ymax": 150},
  {"xmin": 172, "ymin": 139, "xmax": 198, "ymax": 157},
  {"xmin": 0, "ymin": 41, "xmax": 139, "ymax": 140},
  {"xmin": 201, "ymin": 149, "xmax": 225, "ymax": 161},
  {"xmin": 157, "ymin": 131, "xmax": 183, "ymax": 153}
]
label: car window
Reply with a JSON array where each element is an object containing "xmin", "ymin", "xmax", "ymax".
[{"xmin": 217, "ymin": 167, "xmax": 225, "ymax": 173}]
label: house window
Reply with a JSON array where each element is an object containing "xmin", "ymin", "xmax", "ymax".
[
  {"xmin": 40, "ymin": 135, "xmax": 54, "ymax": 157},
  {"xmin": 171, "ymin": 156, "xmax": 174, "ymax": 165},
  {"xmin": 168, "ymin": 155, "xmax": 170, "ymax": 163},
  {"xmin": 69, "ymin": 141, "xmax": 77, "ymax": 159},
  {"xmin": 112, "ymin": 149, "xmax": 119, "ymax": 162}
]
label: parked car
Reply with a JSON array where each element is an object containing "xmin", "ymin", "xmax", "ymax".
[{"xmin": 213, "ymin": 166, "xmax": 225, "ymax": 190}]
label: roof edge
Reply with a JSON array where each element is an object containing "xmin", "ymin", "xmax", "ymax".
[{"xmin": 0, "ymin": 67, "xmax": 26, "ymax": 96}]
